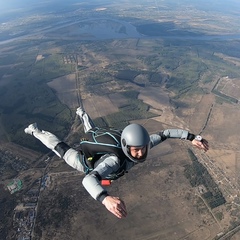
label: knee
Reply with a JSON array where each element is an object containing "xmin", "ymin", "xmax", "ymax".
[{"xmin": 54, "ymin": 142, "xmax": 71, "ymax": 158}]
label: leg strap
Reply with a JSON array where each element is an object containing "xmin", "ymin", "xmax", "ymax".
[{"xmin": 55, "ymin": 142, "xmax": 71, "ymax": 158}]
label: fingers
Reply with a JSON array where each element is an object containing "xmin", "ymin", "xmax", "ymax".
[
  {"xmin": 198, "ymin": 142, "xmax": 207, "ymax": 151},
  {"xmin": 192, "ymin": 139, "xmax": 209, "ymax": 152},
  {"xmin": 117, "ymin": 200, "xmax": 127, "ymax": 218},
  {"xmin": 102, "ymin": 196, "xmax": 127, "ymax": 219},
  {"xmin": 113, "ymin": 198, "xmax": 127, "ymax": 218},
  {"xmin": 202, "ymin": 139, "xmax": 209, "ymax": 151}
]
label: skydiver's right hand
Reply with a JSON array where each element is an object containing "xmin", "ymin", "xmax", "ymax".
[{"xmin": 102, "ymin": 196, "xmax": 127, "ymax": 218}]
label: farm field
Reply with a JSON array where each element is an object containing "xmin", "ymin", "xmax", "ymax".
[{"xmin": 1, "ymin": 1, "xmax": 240, "ymax": 238}]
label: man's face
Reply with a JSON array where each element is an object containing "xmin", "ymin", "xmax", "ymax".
[{"xmin": 129, "ymin": 146, "xmax": 147, "ymax": 159}]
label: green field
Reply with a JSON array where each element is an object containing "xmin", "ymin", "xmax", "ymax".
[{"xmin": 1, "ymin": 36, "xmax": 240, "ymax": 152}]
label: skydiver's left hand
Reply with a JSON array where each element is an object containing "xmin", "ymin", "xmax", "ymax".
[{"xmin": 192, "ymin": 138, "xmax": 209, "ymax": 152}]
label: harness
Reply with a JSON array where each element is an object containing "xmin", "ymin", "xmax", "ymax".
[{"xmin": 78, "ymin": 127, "xmax": 127, "ymax": 180}]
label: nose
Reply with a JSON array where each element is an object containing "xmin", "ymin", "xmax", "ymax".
[{"xmin": 137, "ymin": 149, "xmax": 143, "ymax": 157}]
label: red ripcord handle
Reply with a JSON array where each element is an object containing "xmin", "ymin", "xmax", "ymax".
[{"xmin": 101, "ymin": 180, "xmax": 112, "ymax": 186}]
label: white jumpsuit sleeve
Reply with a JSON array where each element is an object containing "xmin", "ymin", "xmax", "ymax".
[
  {"xmin": 150, "ymin": 129, "xmax": 189, "ymax": 148},
  {"xmin": 82, "ymin": 155, "xmax": 121, "ymax": 201}
]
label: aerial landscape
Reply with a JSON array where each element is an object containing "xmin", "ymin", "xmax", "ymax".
[{"xmin": 1, "ymin": 0, "xmax": 240, "ymax": 239}]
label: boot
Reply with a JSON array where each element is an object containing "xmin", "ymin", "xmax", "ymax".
[
  {"xmin": 76, "ymin": 107, "xmax": 95, "ymax": 133},
  {"xmin": 24, "ymin": 123, "xmax": 61, "ymax": 157},
  {"xmin": 76, "ymin": 106, "xmax": 85, "ymax": 118}
]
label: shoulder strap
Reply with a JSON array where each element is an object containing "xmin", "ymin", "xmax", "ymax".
[
  {"xmin": 79, "ymin": 127, "xmax": 126, "ymax": 168},
  {"xmin": 79, "ymin": 127, "xmax": 124, "ymax": 158}
]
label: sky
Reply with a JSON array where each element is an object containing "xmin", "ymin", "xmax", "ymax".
[
  {"xmin": 1, "ymin": 0, "xmax": 240, "ymax": 11},
  {"xmin": 0, "ymin": 0, "xmax": 239, "ymax": 22}
]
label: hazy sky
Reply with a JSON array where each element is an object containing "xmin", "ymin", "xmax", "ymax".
[
  {"xmin": 0, "ymin": 0, "xmax": 239, "ymax": 20},
  {"xmin": 0, "ymin": 0, "xmax": 239, "ymax": 11}
]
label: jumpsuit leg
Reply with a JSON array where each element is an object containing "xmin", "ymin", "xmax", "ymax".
[
  {"xmin": 76, "ymin": 106, "xmax": 95, "ymax": 133},
  {"xmin": 24, "ymin": 123, "xmax": 85, "ymax": 172}
]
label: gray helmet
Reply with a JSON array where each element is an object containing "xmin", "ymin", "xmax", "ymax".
[{"xmin": 121, "ymin": 123, "xmax": 150, "ymax": 163}]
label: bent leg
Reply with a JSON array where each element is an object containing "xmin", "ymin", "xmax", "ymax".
[
  {"xmin": 76, "ymin": 106, "xmax": 95, "ymax": 133},
  {"xmin": 24, "ymin": 123, "xmax": 85, "ymax": 172},
  {"xmin": 25, "ymin": 123, "xmax": 61, "ymax": 157},
  {"xmin": 62, "ymin": 148, "xmax": 85, "ymax": 172},
  {"xmin": 55, "ymin": 142, "xmax": 85, "ymax": 172}
]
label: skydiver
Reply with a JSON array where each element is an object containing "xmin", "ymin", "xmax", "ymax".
[{"xmin": 24, "ymin": 106, "xmax": 209, "ymax": 219}]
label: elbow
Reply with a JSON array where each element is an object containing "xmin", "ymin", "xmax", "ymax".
[{"xmin": 82, "ymin": 175, "xmax": 88, "ymax": 190}]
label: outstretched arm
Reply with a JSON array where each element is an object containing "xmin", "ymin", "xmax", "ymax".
[
  {"xmin": 82, "ymin": 155, "xmax": 128, "ymax": 218},
  {"xmin": 150, "ymin": 129, "xmax": 209, "ymax": 151}
]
